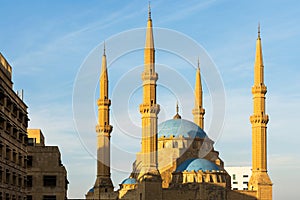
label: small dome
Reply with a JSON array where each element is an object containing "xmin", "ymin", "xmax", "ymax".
[
  {"xmin": 158, "ymin": 119, "xmax": 207, "ymax": 138},
  {"xmin": 88, "ymin": 187, "xmax": 94, "ymax": 193},
  {"xmin": 121, "ymin": 177, "xmax": 137, "ymax": 184},
  {"xmin": 176, "ymin": 158, "xmax": 219, "ymax": 172}
]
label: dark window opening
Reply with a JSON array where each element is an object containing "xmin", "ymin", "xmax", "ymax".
[
  {"xmin": 43, "ymin": 175, "xmax": 56, "ymax": 187},
  {"xmin": 26, "ymin": 176, "xmax": 32, "ymax": 187},
  {"xmin": 232, "ymin": 174, "xmax": 236, "ymax": 180},
  {"xmin": 18, "ymin": 175, "xmax": 22, "ymax": 187},
  {"xmin": 0, "ymin": 142, "xmax": 2, "ymax": 158},
  {"xmin": 0, "ymin": 167, "xmax": 2, "ymax": 183},
  {"xmin": 12, "ymin": 173, "xmax": 16, "ymax": 185},
  {"xmin": 5, "ymin": 147, "xmax": 11, "ymax": 160},
  {"xmin": 5, "ymin": 170, "xmax": 10, "ymax": 184},
  {"xmin": 0, "ymin": 117, "xmax": 4, "ymax": 129},
  {"xmin": 27, "ymin": 138, "xmax": 35, "ymax": 146},
  {"xmin": 43, "ymin": 195, "xmax": 56, "ymax": 200},
  {"xmin": 12, "ymin": 151, "xmax": 17, "ymax": 163},
  {"xmin": 27, "ymin": 156, "xmax": 33, "ymax": 167},
  {"xmin": 0, "ymin": 91, "xmax": 5, "ymax": 106}
]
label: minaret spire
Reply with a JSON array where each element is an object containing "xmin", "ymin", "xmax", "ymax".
[
  {"xmin": 173, "ymin": 101, "xmax": 181, "ymax": 119},
  {"xmin": 103, "ymin": 41, "xmax": 106, "ymax": 55},
  {"xmin": 94, "ymin": 44, "xmax": 113, "ymax": 195},
  {"xmin": 148, "ymin": 1, "xmax": 151, "ymax": 19},
  {"xmin": 248, "ymin": 26, "xmax": 272, "ymax": 198},
  {"xmin": 258, "ymin": 22, "xmax": 261, "ymax": 38},
  {"xmin": 145, "ymin": 2, "xmax": 154, "ymax": 58},
  {"xmin": 139, "ymin": 4, "xmax": 160, "ymax": 181},
  {"xmin": 192, "ymin": 59, "xmax": 205, "ymax": 129}
]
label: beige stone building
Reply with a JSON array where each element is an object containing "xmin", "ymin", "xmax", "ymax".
[
  {"xmin": 86, "ymin": 6, "xmax": 272, "ymax": 200},
  {"xmin": 26, "ymin": 129, "xmax": 68, "ymax": 200},
  {"xmin": 0, "ymin": 53, "xmax": 29, "ymax": 200}
]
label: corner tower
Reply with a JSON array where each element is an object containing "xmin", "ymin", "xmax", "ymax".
[
  {"xmin": 94, "ymin": 45, "xmax": 114, "ymax": 194},
  {"xmin": 248, "ymin": 25, "xmax": 272, "ymax": 199},
  {"xmin": 192, "ymin": 59, "xmax": 205, "ymax": 129},
  {"xmin": 139, "ymin": 4, "xmax": 161, "ymax": 180}
]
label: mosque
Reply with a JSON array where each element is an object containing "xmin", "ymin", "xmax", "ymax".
[{"xmin": 85, "ymin": 6, "xmax": 273, "ymax": 200}]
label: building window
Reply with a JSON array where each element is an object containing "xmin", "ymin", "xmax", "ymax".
[
  {"xmin": 0, "ymin": 167, "xmax": 2, "ymax": 183},
  {"xmin": 209, "ymin": 175, "xmax": 213, "ymax": 182},
  {"xmin": 43, "ymin": 175, "xmax": 56, "ymax": 187},
  {"xmin": 18, "ymin": 154, "xmax": 23, "ymax": 167},
  {"xmin": 216, "ymin": 175, "xmax": 221, "ymax": 183},
  {"xmin": 0, "ymin": 142, "xmax": 2, "ymax": 158},
  {"xmin": 243, "ymin": 175, "xmax": 248, "ymax": 178},
  {"xmin": 243, "ymin": 181, "xmax": 248, "ymax": 185},
  {"xmin": 233, "ymin": 181, "xmax": 238, "ymax": 184},
  {"xmin": 27, "ymin": 196, "xmax": 32, "ymax": 200},
  {"xmin": 5, "ymin": 122, "xmax": 11, "ymax": 134},
  {"xmin": 0, "ymin": 91, "xmax": 4, "ymax": 106},
  {"xmin": 12, "ymin": 173, "xmax": 16, "ymax": 186},
  {"xmin": 5, "ymin": 170, "xmax": 10, "ymax": 184},
  {"xmin": 243, "ymin": 188, "xmax": 248, "ymax": 190},
  {"xmin": 27, "ymin": 156, "xmax": 33, "ymax": 167},
  {"xmin": 232, "ymin": 174, "xmax": 236, "ymax": 180},
  {"xmin": 0, "ymin": 117, "xmax": 4, "ymax": 130},
  {"xmin": 18, "ymin": 175, "xmax": 22, "ymax": 187},
  {"xmin": 233, "ymin": 188, "xmax": 238, "ymax": 190},
  {"xmin": 12, "ymin": 150, "xmax": 17, "ymax": 163},
  {"xmin": 43, "ymin": 195, "xmax": 56, "ymax": 200},
  {"xmin": 5, "ymin": 147, "xmax": 11, "ymax": 160},
  {"xmin": 27, "ymin": 138, "xmax": 35, "ymax": 146},
  {"xmin": 27, "ymin": 176, "xmax": 32, "ymax": 187}
]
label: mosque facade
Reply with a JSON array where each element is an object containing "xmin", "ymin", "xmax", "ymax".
[{"xmin": 86, "ymin": 6, "xmax": 272, "ymax": 200}]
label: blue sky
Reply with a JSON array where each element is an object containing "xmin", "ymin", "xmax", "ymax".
[{"xmin": 0, "ymin": 0, "xmax": 299, "ymax": 199}]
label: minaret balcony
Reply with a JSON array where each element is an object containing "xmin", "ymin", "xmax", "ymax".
[
  {"xmin": 192, "ymin": 107, "xmax": 205, "ymax": 115},
  {"xmin": 252, "ymin": 85, "xmax": 267, "ymax": 94},
  {"xmin": 141, "ymin": 72, "xmax": 158, "ymax": 82},
  {"xmin": 250, "ymin": 114, "xmax": 269, "ymax": 124},
  {"xmin": 97, "ymin": 99, "xmax": 111, "ymax": 106},
  {"xmin": 139, "ymin": 103, "xmax": 160, "ymax": 114},
  {"xmin": 96, "ymin": 124, "xmax": 113, "ymax": 135}
]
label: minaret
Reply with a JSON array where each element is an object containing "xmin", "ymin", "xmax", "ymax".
[
  {"xmin": 139, "ymin": 3, "xmax": 160, "ymax": 179},
  {"xmin": 192, "ymin": 59, "xmax": 205, "ymax": 129},
  {"xmin": 248, "ymin": 25, "xmax": 272, "ymax": 199},
  {"xmin": 94, "ymin": 44, "xmax": 114, "ymax": 194}
]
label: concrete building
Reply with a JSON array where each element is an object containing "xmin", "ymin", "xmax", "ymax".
[
  {"xmin": 0, "ymin": 53, "xmax": 29, "ymax": 200},
  {"xmin": 226, "ymin": 167, "xmax": 252, "ymax": 190},
  {"xmin": 26, "ymin": 129, "xmax": 68, "ymax": 200},
  {"xmin": 86, "ymin": 5, "xmax": 272, "ymax": 200}
]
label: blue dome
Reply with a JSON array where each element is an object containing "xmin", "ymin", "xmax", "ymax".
[
  {"xmin": 176, "ymin": 158, "xmax": 219, "ymax": 172},
  {"xmin": 88, "ymin": 187, "xmax": 94, "ymax": 193},
  {"xmin": 121, "ymin": 177, "xmax": 137, "ymax": 184},
  {"xmin": 158, "ymin": 119, "xmax": 207, "ymax": 138}
]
